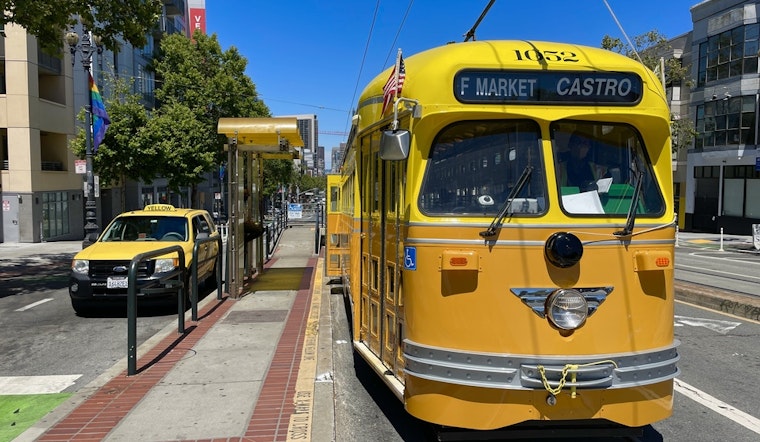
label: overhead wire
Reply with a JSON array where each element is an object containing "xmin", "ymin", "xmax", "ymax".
[
  {"xmin": 381, "ymin": 0, "xmax": 415, "ymax": 69},
  {"xmin": 343, "ymin": 0, "xmax": 382, "ymax": 136},
  {"xmin": 602, "ymin": 0, "xmax": 669, "ymax": 106},
  {"xmin": 602, "ymin": 0, "xmax": 643, "ymax": 64}
]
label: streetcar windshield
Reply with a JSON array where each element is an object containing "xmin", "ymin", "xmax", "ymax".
[
  {"xmin": 551, "ymin": 121, "xmax": 665, "ymax": 216},
  {"xmin": 419, "ymin": 120, "xmax": 546, "ymax": 216}
]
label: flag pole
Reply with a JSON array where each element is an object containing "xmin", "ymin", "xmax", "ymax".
[{"xmin": 391, "ymin": 48, "xmax": 401, "ymax": 130}]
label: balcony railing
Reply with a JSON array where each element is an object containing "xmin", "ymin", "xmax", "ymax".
[{"xmin": 37, "ymin": 49, "xmax": 62, "ymax": 75}]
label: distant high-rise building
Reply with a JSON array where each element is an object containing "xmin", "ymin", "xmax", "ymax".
[{"xmin": 279, "ymin": 114, "xmax": 320, "ymax": 176}]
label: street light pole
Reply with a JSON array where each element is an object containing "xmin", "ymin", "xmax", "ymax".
[{"xmin": 65, "ymin": 27, "xmax": 103, "ymax": 248}]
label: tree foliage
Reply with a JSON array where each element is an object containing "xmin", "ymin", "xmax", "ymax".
[
  {"xmin": 262, "ymin": 159, "xmax": 296, "ymax": 197},
  {"xmin": 146, "ymin": 31, "xmax": 270, "ymax": 204},
  {"xmin": 69, "ymin": 76, "xmax": 156, "ymax": 211},
  {"xmin": 1, "ymin": 0, "xmax": 162, "ymax": 54},
  {"xmin": 601, "ymin": 31, "xmax": 691, "ymax": 87},
  {"xmin": 298, "ymin": 174, "xmax": 326, "ymax": 194},
  {"xmin": 601, "ymin": 30, "xmax": 696, "ymax": 153}
]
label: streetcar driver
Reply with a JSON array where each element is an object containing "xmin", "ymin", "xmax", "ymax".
[{"xmin": 558, "ymin": 132, "xmax": 604, "ymax": 192}]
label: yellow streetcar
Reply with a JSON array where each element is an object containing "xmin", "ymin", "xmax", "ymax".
[{"xmin": 325, "ymin": 40, "xmax": 679, "ymax": 434}]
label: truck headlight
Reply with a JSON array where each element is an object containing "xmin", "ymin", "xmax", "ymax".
[
  {"xmin": 154, "ymin": 258, "xmax": 178, "ymax": 274},
  {"xmin": 546, "ymin": 289, "xmax": 588, "ymax": 330},
  {"xmin": 72, "ymin": 259, "xmax": 89, "ymax": 274}
]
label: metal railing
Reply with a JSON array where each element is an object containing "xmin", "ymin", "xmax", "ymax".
[
  {"xmin": 265, "ymin": 210, "xmax": 288, "ymax": 259},
  {"xmin": 190, "ymin": 234, "xmax": 223, "ymax": 321}
]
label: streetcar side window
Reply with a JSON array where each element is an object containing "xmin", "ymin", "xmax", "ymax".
[
  {"xmin": 419, "ymin": 120, "xmax": 546, "ymax": 216},
  {"xmin": 551, "ymin": 121, "xmax": 665, "ymax": 216}
]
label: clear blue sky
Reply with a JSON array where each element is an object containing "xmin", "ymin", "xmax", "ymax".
[{"xmin": 206, "ymin": 0, "xmax": 698, "ymax": 169}]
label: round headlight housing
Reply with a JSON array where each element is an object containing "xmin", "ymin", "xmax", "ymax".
[
  {"xmin": 72, "ymin": 259, "xmax": 89, "ymax": 274},
  {"xmin": 546, "ymin": 289, "xmax": 588, "ymax": 330}
]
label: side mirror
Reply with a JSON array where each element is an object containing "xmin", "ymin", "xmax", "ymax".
[{"xmin": 380, "ymin": 130, "xmax": 410, "ymax": 160}]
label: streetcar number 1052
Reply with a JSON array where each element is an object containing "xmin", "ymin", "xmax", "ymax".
[{"xmin": 514, "ymin": 49, "xmax": 579, "ymax": 63}]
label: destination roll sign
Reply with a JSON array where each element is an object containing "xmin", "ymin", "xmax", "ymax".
[{"xmin": 454, "ymin": 70, "xmax": 643, "ymax": 105}]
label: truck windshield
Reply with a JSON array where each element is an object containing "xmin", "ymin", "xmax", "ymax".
[{"xmin": 101, "ymin": 216, "xmax": 188, "ymax": 242}]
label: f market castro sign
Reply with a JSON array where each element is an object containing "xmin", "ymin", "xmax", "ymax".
[{"xmin": 454, "ymin": 70, "xmax": 642, "ymax": 105}]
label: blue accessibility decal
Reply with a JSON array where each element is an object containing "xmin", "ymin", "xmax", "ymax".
[{"xmin": 404, "ymin": 246, "xmax": 416, "ymax": 271}]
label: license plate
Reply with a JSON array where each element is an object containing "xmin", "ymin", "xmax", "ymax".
[{"xmin": 106, "ymin": 276, "xmax": 129, "ymax": 289}]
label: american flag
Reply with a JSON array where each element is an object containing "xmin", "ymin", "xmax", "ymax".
[{"xmin": 382, "ymin": 55, "xmax": 405, "ymax": 115}]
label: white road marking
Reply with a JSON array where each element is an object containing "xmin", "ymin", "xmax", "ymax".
[
  {"xmin": 676, "ymin": 262, "xmax": 760, "ymax": 281},
  {"xmin": 0, "ymin": 375, "xmax": 81, "ymax": 394},
  {"xmin": 14, "ymin": 298, "xmax": 54, "ymax": 311},
  {"xmin": 675, "ymin": 379, "xmax": 760, "ymax": 435},
  {"xmin": 674, "ymin": 315, "xmax": 742, "ymax": 334}
]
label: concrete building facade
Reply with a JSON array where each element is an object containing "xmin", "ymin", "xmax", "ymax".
[{"xmin": 683, "ymin": 0, "xmax": 760, "ymax": 234}]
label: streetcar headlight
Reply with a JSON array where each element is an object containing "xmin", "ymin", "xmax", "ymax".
[
  {"xmin": 546, "ymin": 289, "xmax": 588, "ymax": 330},
  {"xmin": 545, "ymin": 231, "xmax": 583, "ymax": 268},
  {"xmin": 72, "ymin": 259, "xmax": 89, "ymax": 274}
]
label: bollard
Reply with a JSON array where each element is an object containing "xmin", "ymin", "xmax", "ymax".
[
  {"xmin": 127, "ymin": 245, "xmax": 185, "ymax": 376},
  {"xmin": 675, "ymin": 225, "xmax": 679, "ymax": 247},
  {"xmin": 719, "ymin": 227, "xmax": 724, "ymax": 252}
]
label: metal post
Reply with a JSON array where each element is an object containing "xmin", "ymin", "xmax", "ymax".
[
  {"xmin": 65, "ymin": 27, "xmax": 102, "ymax": 248},
  {"xmin": 314, "ymin": 203, "xmax": 320, "ymax": 255},
  {"xmin": 256, "ymin": 153, "xmax": 264, "ymax": 273}
]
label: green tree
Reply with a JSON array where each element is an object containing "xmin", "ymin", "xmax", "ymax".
[
  {"xmin": 146, "ymin": 31, "xmax": 270, "ymax": 205},
  {"xmin": 1, "ymin": 0, "xmax": 162, "ymax": 54},
  {"xmin": 602, "ymin": 31, "xmax": 696, "ymax": 153},
  {"xmin": 262, "ymin": 159, "xmax": 295, "ymax": 197},
  {"xmin": 69, "ymin": 76, "xmax": 157, "ymax": 211},
  {"xmin": 298, "ymin": 174, "xmax": 326, "ymax": 194}
]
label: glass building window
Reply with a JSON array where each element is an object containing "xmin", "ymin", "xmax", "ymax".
[
  {"xmin": 695, "ymin": 95, "xmax": 755, "ymax": 150},
  {"xmin": 42, "ymin": 191, "xmax": 70, "ymax": 239},
  {"xmin": 698, "ymin": 23, "xmax": 759, "ymax": 87}
]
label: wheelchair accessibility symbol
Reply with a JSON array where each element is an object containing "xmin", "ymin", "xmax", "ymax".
[{"xmin": 404, "ymin": 246, "xmax": 416, "ymax": 270}]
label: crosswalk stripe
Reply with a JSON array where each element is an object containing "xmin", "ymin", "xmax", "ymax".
[{"xmin": 0, "ymin": 375, "xmax": 82, "ymax": 395}]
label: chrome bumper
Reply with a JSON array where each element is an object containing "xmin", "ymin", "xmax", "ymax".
[{"xmin": 404, "ymin": 339, "xmax": 680, "ymax": 390}]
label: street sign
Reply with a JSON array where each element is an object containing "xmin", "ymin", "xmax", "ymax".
[
  {"xmin": 75, "ymin": 160, "xmax": 86, "ymax": 174},
  {"xmin": 288, "ymin": 203, "xmax": 302, "ymax": 219}
]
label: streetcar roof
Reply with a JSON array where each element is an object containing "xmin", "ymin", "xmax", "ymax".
[{"xmin": 358, "ymin": 40, "xmax": 665, "ymax": 117}]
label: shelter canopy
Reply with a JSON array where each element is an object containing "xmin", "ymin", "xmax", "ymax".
[{"xmin": 218, "ymin": 117, "xmax": 304, "ymax": 152}]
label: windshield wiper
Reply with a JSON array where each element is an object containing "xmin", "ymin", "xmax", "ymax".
[
  {"xmin": 480, "ymin": 166, "xmax": 533, "ymax": 238},
  {"xmin": 614, "ymin": 170, "xmax": 644, "ymax": 237}
]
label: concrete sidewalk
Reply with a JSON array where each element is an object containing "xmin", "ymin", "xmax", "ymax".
[{"xmin": 10, "ymin": 224, "xmax": 333, "ymax": 441}]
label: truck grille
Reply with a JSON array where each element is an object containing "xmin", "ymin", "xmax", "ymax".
[{"xmin": 89, "ymin": 260, "xmax": 154, "ymax": 278}]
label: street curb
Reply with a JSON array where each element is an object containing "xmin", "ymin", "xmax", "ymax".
[{"xmin": 674, "ymin": 280, "xmax": 760, "ymax": 322}]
